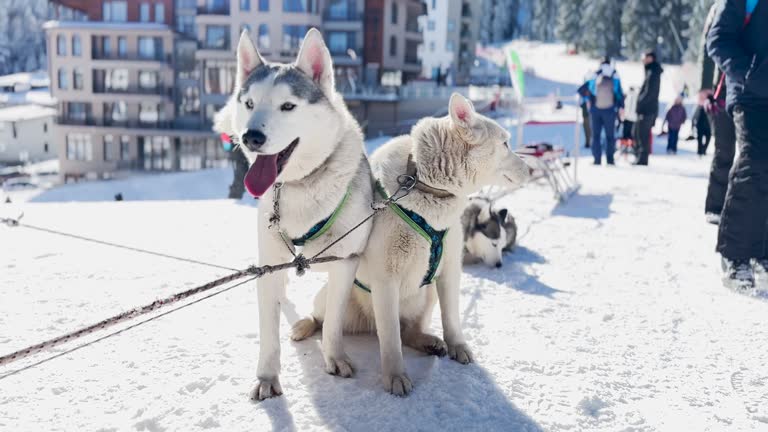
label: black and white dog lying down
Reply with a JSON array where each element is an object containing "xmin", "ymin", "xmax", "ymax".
[{"xmin": 461, "ymin": 195, "xmax": 518, "ymax": 268}]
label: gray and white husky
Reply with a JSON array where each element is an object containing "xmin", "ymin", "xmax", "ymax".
[
  {"xmin": 293, "ymin": 93, "xmax": 531, "ymax": 396},
  {"xmin": 462, "ymin": 196, "xmax": 518, "ymax": 268},
  {"xmin": 214, "ymin": 28, "xmax": 374, "ymax": 401}
]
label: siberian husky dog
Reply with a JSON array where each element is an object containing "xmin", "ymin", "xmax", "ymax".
[
  {"xmin": 293, "ymin": 93, "xmax": 531, "ymax": 396},
  {"xmin": 461, "ymin": 196, "xmax": 518, "ymax": 268},
  {"xmin": 214, "ymin": 29, "xmax": 374, "ymax": 401}
]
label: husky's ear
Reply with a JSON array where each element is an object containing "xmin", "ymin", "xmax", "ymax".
[
  {"xmin": 295, "ymin": 28, "xmax": 335, "ymax": 94},
  {"xmin": 449, "ymin": 93, "xmax": 475, "ymax": 128},
  {"xmin": 496, "ymin": 208, "xmax": 508, "ymax": 223},
  {"xmin": 213, "ymin": 98, "xmax": 235, "ymax": 136},
  {"xmin": 236, "ymin": 31, "xmax": 263, "ymax": 87}
]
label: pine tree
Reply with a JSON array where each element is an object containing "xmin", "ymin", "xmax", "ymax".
[
  {"xmin": 556, "ymin": 0, "xmax": 584, "ymax": 50},
  {"xmin": 531, "ymin": 0, "xmax": 559, "ymax": 41},
  {"xmin": 684, "ymin": 0, "xmax": 715, "ymax": 62},
  {"xmin": 580, "ymin": 0, "xmax": 625, "ymax": 58},
  {"xmin": 480, "ymin": 0, "xmax": 519, "ymax": 44},
  {"xmin": 623, "ymin": 0, "xmax": 692, "ymax": 63},
  {"xmin": 0, "ymin": 0, "xmax": 50, "ymax": 75}
]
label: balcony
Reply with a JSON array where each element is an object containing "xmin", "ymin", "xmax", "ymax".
[
  {"xmin": 461, "ymin": 4, "xmax": 472, "ymax": 18},
  {"xmin": 323, "ymin": 9, "xmax": 361, "ymax": 21},
  {"xmin": 56, "ymin": 116, "xmax": 218, "ymax": 132},
  {"xmin": 92, "ymin": 86, "xmax": 172, "ymax": 97},
  {"xmin": 197, "ymin": 5, "xmax": 230, "ymax": 15},
  {"xmin": 92, "ymin": 53, "xmax": 172, "ymax": 63}
]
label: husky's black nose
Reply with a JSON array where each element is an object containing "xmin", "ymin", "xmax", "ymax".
[
  {"xmin": 242, "ymin": 130, "xmax": 267, "ymax": 151},
  {"xmin": 495, "ymin": 262, "xmax": 502, "ymax": 268}
]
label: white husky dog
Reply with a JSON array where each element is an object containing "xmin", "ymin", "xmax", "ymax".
[
  {"xmin": 293, "ymin": 93, "xmax": 531, "ymax": 396},
  {"xmin": 214, "ymin": 29, "xmax": 374, "ymax": 401}
]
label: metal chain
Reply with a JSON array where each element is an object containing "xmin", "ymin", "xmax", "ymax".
[{"xmin": 0, "ymin": 175, "xmax": 416, "ymax": 373}]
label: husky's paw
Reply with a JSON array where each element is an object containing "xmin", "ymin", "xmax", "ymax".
[
  {"xmin": 324, "ymin": 355, "xmax": 355, "ymax": 378},
  {"xmin": 290, "ymin": 317, "xmax": 319, "ymax": 341},
  {"xmin": 250, "ymin": 377, "xmax": 283, "ymax": 401},
  {"xmin": 383, "ymin": 374, "xmax": 413, "ymax": 397},
  {"xmin": 423, "ymin": 336, "xmax": 448, "ymax": 357},
  {"xmin": 448, "ymin": 343, "xmax": 474, "ymax": 365}
]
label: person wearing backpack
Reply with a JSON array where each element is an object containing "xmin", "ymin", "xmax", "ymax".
[
  {"xmin": 578, "ymin": 59, "xmax": 625, "ymax": 165},
  {"xmin": 707, "ymin": 0, "xmax": 768, "ymax": 291}
]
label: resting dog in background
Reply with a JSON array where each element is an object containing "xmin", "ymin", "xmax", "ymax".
[
  {"xmin": 293, "ymin": 93, "xmax": 531, "ymax": 396},
  {"xmin": 462, "ymin": 196, "xmax": 518, "ymax": 268},
  {"xmin": 214, "ymin": 29, "xmax": 374, "ymax": 401}
]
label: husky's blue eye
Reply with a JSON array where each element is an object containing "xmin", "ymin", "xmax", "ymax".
[
  {"xmin": 280, "ymin": 102, "xmax": 296, "ymax": 112},
  {"xmin": 245, "ymin": 99, "xmax": 254, "ymax": 110}
]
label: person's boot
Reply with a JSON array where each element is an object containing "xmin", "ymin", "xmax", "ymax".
[
  {"xmin": 752, "ymin": 258, "xmax": 768, "ymax": 290},
  {"xmin": 721, "ymin": 257, "xmax": 755, "ymax": 292}
]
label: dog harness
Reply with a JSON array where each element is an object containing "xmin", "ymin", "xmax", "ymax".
[
  {"xmin": 282, "ymin": 186, "xmax": 352, "ymax": 247},
  {"xmin": 354, "ymin": 181, "xmax": 447, "ymax": 293}
]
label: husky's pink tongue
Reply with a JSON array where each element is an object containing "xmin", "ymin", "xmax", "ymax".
[{"xmin": 244, "ymin": 154, "xmax": 279, "ymax": 198}]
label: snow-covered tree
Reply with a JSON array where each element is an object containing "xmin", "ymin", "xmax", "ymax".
[
  {"xmin": 580, "ymin": 0, "xmax": 625, "ymax": 58},
  {"xmin": 480, "ymin": 0, "xmax": 520, "ymax": 44},
  {"xmin": 623, "ymin": 0, "xmax": 692, "ymax": 63},
  {"xmin": 684, "ymin": 0, "xmax": 715, "ymax": 62},
  {"xmin": 556, "ymin": 0, "xmax": 584, "ymax": 50},
  {"xmin": 0, "ymin": 0, "xmax": 50, "ymax": 75},
  {"xmin": 531, "ymin": 0, "xmax": 559, "ymax": 42}
]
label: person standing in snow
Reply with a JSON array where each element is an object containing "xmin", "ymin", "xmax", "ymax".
[
  {"xmin": 633, "ymin": 51, "xmax": 663, "ymax": 166},
  {"xmin": 622, "ymin": 86, "xmax": 639, "ymax": 142},
  {"xmin": 692, "ymin": 95, "xmax": 712, "ymax": 156},
  {"xmin": 578, "ymin": 59, "xmax": 625, "ymax": 165},
  {"xmin": 661, "ymin": 97, "xmax": 687, "ymax": 154},
  {"xmin": 707, "ymin": 0, "xmax": 768, "ymax": 291},
  {"xmin": 701, "ymin": 3, "xmax": 737, "ymax": 225}
]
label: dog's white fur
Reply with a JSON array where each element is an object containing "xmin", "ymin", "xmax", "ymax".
[
  {"xmin": 214, "ymin": 29, "xmax": 373, "ymax": 400},
  {"xmin": 293, "ymin": 93, "xmax": 531, "ymax": 395}
]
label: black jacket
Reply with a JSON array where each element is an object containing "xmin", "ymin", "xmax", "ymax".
[
  {"xmin": 636, "ymin": 62, "xmax": 663, "ymax": 116},
  {"xmin": 707, "ymin": 0, "xmax": 768, "ymax": 112},
  {"xmin": 700, "ymin": 4, "xmax": 727, "ymax": 100},
  {"xmin": 693, "ymin": 106, "xmax": 712, "ymax": 135}
]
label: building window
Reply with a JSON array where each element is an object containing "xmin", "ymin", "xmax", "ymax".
[
  {"xmin": 43, "ymin": 123, "xmax": 48, "ymax": 133},
  {"xmin": 73, "ymin": 68, "xmax": 84, "ymax": 90},
  {"xmin": 427, "ymin": 20, "xmax": 435, "ymax": 31},
  {"xmin": 259, "ymin": 0, "xmax": 269, "ymax": 11},
  {"xmin": 205, "ymin": 25, "xmax": 230, "ymax": 50},
  {"xmin": 103, "ymin": 1, "xmax": 128, "ymax": 22},
  {"xmin": 138, "ymin": 37, "xmax": 162, "ymax": 59},
  {"xmin": 139, "ymin": 71, "xmax": 160, "ymax": 90},
  {"xmin": 139, "ymin": 103, "xmax": 162, "ymax": 124},
  {"xmin": 178, "ymin": 84, "xmax": 200, "ymax": 116},
  {"xmin": 258, "ymin": 24, "xmax": 270, "ymax": 50},
  {"xmin": 57, "ymin": 35, "xmax": 66, "ymax": 56},
  {"xmin": 177, "ymin": 15, "xmax": 195, "ymax": 36},
  {"xmin": 327, "ymin": 0, "xmax": 353, "ymax": 19},
  {"xmin": 205, "ymin": 0, "xmax": 229, "ymax": 13},
  {"xmin": 155, "ymin": 3, "xmax": 165, "ymax": 23},
  {"xmin": 58, "ymin": 68, "xmax": 68, "ymax": 89},
  {"xmin": 120, "ymin": 135, "xmax": 130, "ymax": 161},
  {"xmin": 66, "ymin": 133, "xmax": 93, "ymax": 161},
  {"xmin": 44, "ymin": 143, "xmax": 49, "ymax": 153},
  {"xmin": 328, "ymin": 32, "xmax": 352, "ymax": 55},
  {"xmin": 93, "ymin": 68, "xmax": 129, "ymax": 92},
  {"xmin": 447, "ymin": 20, "xmax": 455, "ymax": 32},
  {"xmin": 104, "ymin": 101, "xmax": 127, "ymax": 125},
  {"xmin": 141, "ymin": 136, "xmax": 172, "ymax": 170},
  {"xmin": 140, "ymin": 3, "xmax": 150, "ymax": 21},
  {"xmin": 66, "ymin": 102, "xmax": 90, "ymax": 122},
  {"xmin": 72, "ymin": 35, "xmax": 82, "ymax": 56},
  {"xmin": 118, "ymin": 37, "xmax": 127, "ymax": 57},
  {"xmin": 103, "ymin": 134, "xmax": 115, "ymax": 161},
  {"xmin": 389, "ymin": 36, "xmax": 397, "ymax": 57},
  {"xmin": 391, "ymin": 2, "xmax": 398, "ymax": 24},
  {"xmin": 204, "ymin": 60, "xmax": 236, "ymax": 94},
  {"xmin": 240, "ymin": 0, "xmax": 250, "ymax": 11},
  {"xmin": 283, "ymin": 0, "xmax": 317, "ymax": 13},
  {"xmin": 446, "ymin": 41, "xmax": 454, "ymax": 52},
  {"xmin": 282, "ymin": 25, "xmax": 309, "ymax": 51},
  {"xmin": 429, "ymin": 41, "xmax": 435, "ymax": 52}
]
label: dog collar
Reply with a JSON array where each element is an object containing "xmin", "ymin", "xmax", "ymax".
[
  {"xmin": 354, "ymin": 180, "xmax": 447, "ymax": 293},
  {"xmin": 405, "ymin": 154, "xmax": 455, "ymax": 199}
]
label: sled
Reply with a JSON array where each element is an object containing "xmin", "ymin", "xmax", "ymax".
[{"xmin": 516, "ymin": 143, "xmax": 580, "ymax": 202}]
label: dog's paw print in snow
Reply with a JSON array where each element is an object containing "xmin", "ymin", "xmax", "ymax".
[{"xmin": 731, "ymin": 369, "xmax": 768, "ymax": 423}]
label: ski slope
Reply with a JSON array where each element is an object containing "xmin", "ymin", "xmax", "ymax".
[{"xmin": 2, "ymin": 134, "xmax": 767, "ymax": 431}]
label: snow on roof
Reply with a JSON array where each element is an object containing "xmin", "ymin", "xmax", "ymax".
[
  {"xmin": 0, "ymin": 90, "xmax": 57, "ymax": 107},
  {"xmin": 0, "ymin": 71, "xmax": 50, "ymax": 89},
  {"xmin": 43, "ymin": 20, "xmax": 172, "ymax": 32},
  {"xmin": 0, "ymin": 105, "xmax": 57, "ymax": 122}
]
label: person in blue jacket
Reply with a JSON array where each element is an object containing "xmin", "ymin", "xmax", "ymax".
[
  {"xmin": 707, "ymin": 0, "xmax": 768, "ymax": 290},
  {"xmin": 578, "ymin": 59, "xmax": 625, "ymax": 165}
]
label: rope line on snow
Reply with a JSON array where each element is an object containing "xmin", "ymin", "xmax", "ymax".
[
  {"xmin": 0, "ymin": 214, "xmax": 239, "ymax": 272},
  {"xmin": 0, "ymin": 275, "xmax": 259, "ymax": 381}
]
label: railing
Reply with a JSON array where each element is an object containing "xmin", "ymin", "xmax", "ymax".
[
  {"xmin": 92, "ymin": 53, "xmax": 172, "ymax": 63},
  {"xmin": 92, "ymin": 86, "xmax": 172, "ymax": 97},
  {"xmin": 197, "ymin": 5, "xmax": 229, "ymax": 15},
  {"xmin": 56, "ymin": 116, "xmax": 214, "ymax": 131},
  {"xmin": 405, "ymin": 21, "xmax": 420, "ymax": 33},
  {"xmin": 323, "ymin": 9, "xmax": 361, "ymax": 21}
]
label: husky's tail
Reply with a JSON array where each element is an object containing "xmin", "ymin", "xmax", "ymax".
[{"xmin": 290, "ymin": 317, "xmax": 320, "ymax": 341}]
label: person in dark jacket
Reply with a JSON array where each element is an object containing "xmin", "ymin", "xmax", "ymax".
[
  {"xmin": 702, "ymin": 3, "xmax": 738, "ymax": 224},
  {"xmin": 578, "ymin": 60, "xmax": 625, "ymax": 165},
  {"xmin": 662, "ymin": 96, "xmax": 687, "ymax": 154},
  {"xmin": 633, "ymin": 51, "xmax": 663, "ymax": 165},
  {"xmin": 692, "ymin": 100, "xmax": 712, "ymax": 156},
  {"xmin": 707, "ymin": 0, "xmax": 768, "ymax": 291}
]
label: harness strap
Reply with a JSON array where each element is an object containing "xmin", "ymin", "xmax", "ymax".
[
  {"xmin": 289, "ymin": 186, "xmax": 352, "ymax": 247},
  {"xmin": 354, "ymin": 181, "xmax": 447, "ymax": 292}
]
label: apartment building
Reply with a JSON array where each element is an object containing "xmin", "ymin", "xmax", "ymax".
[
  {"xmin": 0, "ymin": 105, "xmax": 57, "ymax": 164},
  {"xmin": 46, "ymin": 0, "xmax": 423, "ymax": 180},
  {"xmin": 363, "ymin": 0, "xmax": 424, "ymax": 86},
  {"xmin": 419, "ymin": 0, "xmax": 480, "ymax": 85}
]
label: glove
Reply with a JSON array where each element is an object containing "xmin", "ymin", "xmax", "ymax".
[{"xmin": 704, "ymin": 95, "xmax": 725, "ymax": 115}]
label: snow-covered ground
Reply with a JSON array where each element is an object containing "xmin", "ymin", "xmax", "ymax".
[{"xmin": 2, "ymin": 132, "xmax": 767, "ymax": 431}]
